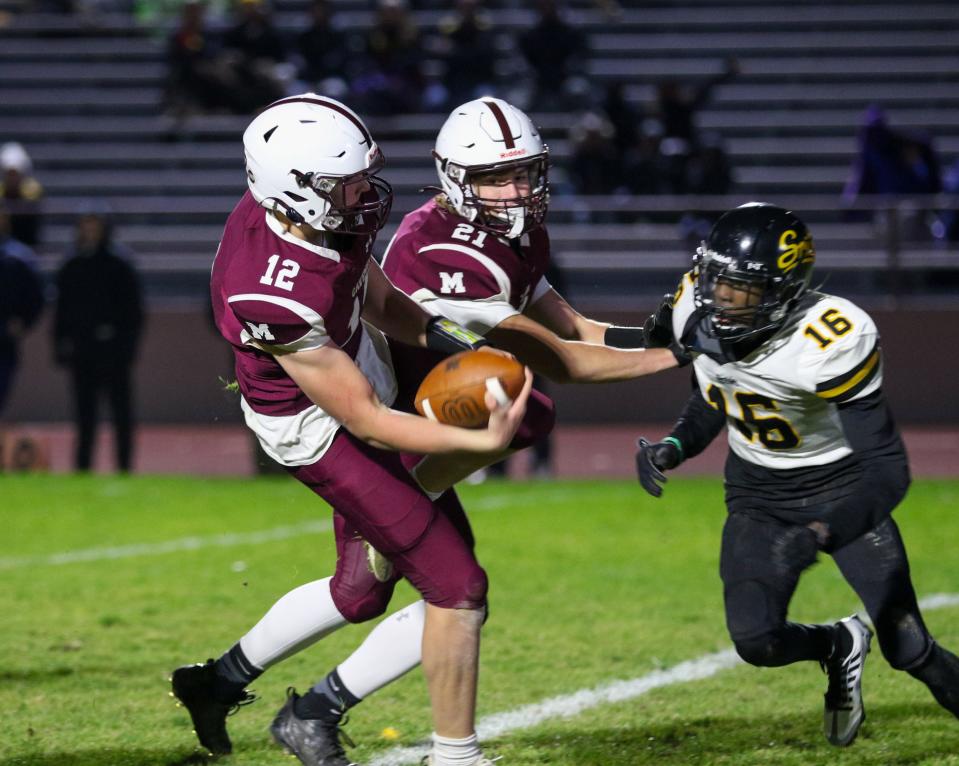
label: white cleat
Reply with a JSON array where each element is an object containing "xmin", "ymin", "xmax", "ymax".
[{"xmin": 822, "ymin": 614, "xmax": 873, "ymax": 746}]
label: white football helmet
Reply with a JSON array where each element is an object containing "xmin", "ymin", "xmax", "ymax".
[
  {"xmin": 434, "ymin": 97, "xmax": 549, "ymax": 238},
  {"xmin": 243, "ymin": 94, "xmax": 392, "ymax": 234}
]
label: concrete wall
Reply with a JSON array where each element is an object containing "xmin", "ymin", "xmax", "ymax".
[{"xmin": 7, "ymin": 307, "xmax": 959, "ymax": 425}]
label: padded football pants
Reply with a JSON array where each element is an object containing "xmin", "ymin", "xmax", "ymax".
[{"xmin": 722, "ymin": 512, "xmax": 959, "ymax": 716}]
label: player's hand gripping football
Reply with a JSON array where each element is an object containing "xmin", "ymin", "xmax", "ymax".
[
  {"xmin": 482, "ymin": 366, "xmax": 534, "ymax": 451},
  {"xmin": 636, "ymin": 437, "xmax": 682, "ymax": 497}
]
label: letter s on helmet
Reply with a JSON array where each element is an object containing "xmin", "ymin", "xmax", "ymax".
[
  {"xmin": 243, "ymin": 94, "xmax": 393, "ymax": 235},
  {"xmin": 433, "ymin": 97, "xmax": 549, "ymax": 238}
]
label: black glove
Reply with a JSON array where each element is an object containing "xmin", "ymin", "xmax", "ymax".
[
  {"xmin": 643, "ymin": 294, "xmax": 692, "ymax": 367},
  {"xmin": 635, "ymin": 437, "xmax": 682, "ymax": 498},
  {"xmin": 643, "ymin": 294, "xmax": 675, "ymax": 348}
]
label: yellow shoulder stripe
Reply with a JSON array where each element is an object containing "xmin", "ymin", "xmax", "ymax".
[{"xmin": 817, "ymin": 348, "xmax": 880, "ymax": 400}]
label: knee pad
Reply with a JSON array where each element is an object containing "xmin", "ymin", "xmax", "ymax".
[
  {"xmin": 733, "ymin": 632, "xmax": 786, "ymax": 667},
  {"xmin": 330, "ymin": 575, "xmax": 396, "ymax": 624},
  {"xmin": 877, "ymin": 610, "xmax": 934, "ymax": 670},
  {"xmin": 725, "ymin": 579, "xmax": 777, "ymax": 644},
  {"xmin": 330, "ymin": 534, "xmax": 400, "ymax": 624},
  {"xmin": 419, "ymin": 559, "xmax": 489, "ymax": 611},
  {"xmin": 509, "ymin": 390, "xmax": 556, "ymax": 450},
  {"xmin": 440, "ymin": 560, "xmax": 489, "ymax": 611}
]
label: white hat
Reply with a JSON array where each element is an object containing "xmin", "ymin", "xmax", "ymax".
[{"xmin": 0, "ymin": 142, "xmax": 33, "ymax": 174}]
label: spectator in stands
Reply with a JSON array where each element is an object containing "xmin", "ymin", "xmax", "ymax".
[
  {"xmin": 0, "ymin": 204, "xmax": 44, "ymax": 417},
  {"xmin": 53, "ymin": 209, "xmax": 144, "ymax": 473},
  {"xmin": 679, "ymin": 132, "xmax": 735, "ymax": 249},
  {"xmin": 843, "ymin": 104, "xmax": 943, "ymax": 238},
  {"xmin": 567, "ymin": 111, "xmax": 620, "ymax": 195},
  {"xmin": 435, "ymin": 0, "xmax": 498, "ymax": 108},
  {"xmin": 936, "ymin": 158, "xmax": 959, "ymax": 243},
  {"xmin": 296, "ymin": 0, "xmax": 352, "ymax": 99},
  {"xmin": 352, "ymin": 0, "xmax": 426, "ymax": 114},
  {"xmin": 222, "ymin": 0, "xmax": 288, "ymax": 107},
  {"xmin": 518, "ymin": 0, "xmax": 588, "ymax": 112},
  {"xmin": 621, "ymin": 120, "xmax": 668, "ymax": 197},
  {"xmin": 165, "ymin": 0, "xmax": 247, "ymax": 115},
  {"xmin": 844, "ymin": 105, "xmax": 942, "ymax": 200},
  {"xmin": 165, "ymin": 0, "xmax": 283, "ymax": 117},
  {"xmin": 1, "ymin": 142, "xmax": 44, "ymax": 247},
  {"xmin": 601, "ymin": 81, "xmax": 640, "ymax": 153},
  {"xmin": 653, "ymin": 57, "xmax": 739, "ymax": 192}
]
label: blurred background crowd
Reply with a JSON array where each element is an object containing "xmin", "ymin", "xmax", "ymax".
[{"xmin": 0, "ymin": 0, "xmax": 957, "ymax": 474}]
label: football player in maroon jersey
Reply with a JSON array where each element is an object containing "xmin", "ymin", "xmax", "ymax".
[
  {"xmin": 171, "ymin": 95, "xmax": 536, "ymax": 766},
  {"xmin": 229, "ymin": 98, "xmax": 683, "ymax": 765}
]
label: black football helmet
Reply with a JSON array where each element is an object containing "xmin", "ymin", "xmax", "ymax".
[{"xmin": 693, "ymin": 202, "xmax": 815, "ymax": 341}]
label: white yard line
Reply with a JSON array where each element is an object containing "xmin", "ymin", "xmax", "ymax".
[
  {"xmin": 369, "ymin": 593, "xmax": 959, "ymax": 766},
  {"xmin": 0, "ymin": 520, "xmax": 333, "ymax": 570},
  {"xmin": 0, "ymin": 489, "xmax": 545, "ymax": 571}
]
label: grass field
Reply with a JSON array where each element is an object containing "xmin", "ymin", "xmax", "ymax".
[{"xmin": 2, "ymin": 475, "xmax": 958, "ymax": 766}]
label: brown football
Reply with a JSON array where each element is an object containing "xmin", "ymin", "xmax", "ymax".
[{"xmin": 414, "ymin": 350, "xmax": 525, "ymax": 428}]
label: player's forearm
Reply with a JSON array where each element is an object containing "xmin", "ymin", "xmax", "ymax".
[
  {"xmin": 365, "ymin": 286, "xmax": 431, "ymax": 347},
  {"xmin": 347, "ymin": 405, "xmax": 497, "ymax": 454},
  {"xmin": 666, "ymin": 386, "xmax": 726, "ymax": 461},
  {"xmin": 488, "ymin": 323, "xmax": 675, "ymax": 383},
  {"xmin": 555, "ymin": 342, "xmax": 677, "ymax": 383},
  {"xmin": 570, "ymin": 315, "xmax": 610, "ymax": 344}
]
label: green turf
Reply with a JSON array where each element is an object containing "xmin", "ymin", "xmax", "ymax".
[{"xmin": 1, "ymin": 476, "xmax": 957, "ymax": 765}]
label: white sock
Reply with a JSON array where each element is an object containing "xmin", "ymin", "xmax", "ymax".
[
  {"xmin": 430, "ymin": 732, "xmax": 482, "ymax": 766},
  {"xmin": 409, "ymin": 458, "xmax": 444, "ymax": 501},
  {"xmin": 336, "ymin": 600, "xmax": 426, "ymax": 699},
  {"xmin": 239, "ymin": 577, "xmax": 347, "ymax": 669}
]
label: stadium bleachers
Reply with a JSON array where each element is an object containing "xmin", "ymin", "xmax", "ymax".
[{"xmin": 1, "ymin": 0, "xmax": 958, "ymax": 308}]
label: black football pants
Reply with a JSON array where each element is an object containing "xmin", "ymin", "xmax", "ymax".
[{"xmin": 720, "ymin": 512, "xmax": 959, "ymax": 717}]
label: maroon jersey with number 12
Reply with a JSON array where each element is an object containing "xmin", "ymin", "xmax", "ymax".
[{"xmin": 210, "ymin": 191, "xmax": 396, "ymax": 466}]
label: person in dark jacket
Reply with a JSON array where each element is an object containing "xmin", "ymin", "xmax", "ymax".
[
  {"xmin": 0, "ymin": 204, "xmax": 44, "ymax": 416},
  {"xmin": 53, "ymin": 211, "xmax": 144, "ymax": 472}
]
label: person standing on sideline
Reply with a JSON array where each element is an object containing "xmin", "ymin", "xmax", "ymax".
[
  {"xmin": 0, "ymin": 203, "xmax": 44, "ymax": 417},
  {"xmin": 53, "ymin": 209, "xmax": 144, "ymax": 472}
]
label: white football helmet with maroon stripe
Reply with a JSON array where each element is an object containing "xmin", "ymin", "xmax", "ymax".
[
  {"xmin": 243, "ymin": 94, "xmax": 392, "ymax": 234},
  {"xmin": 434, "ymin": 97, "xmax": 549, "ymax": 238}
]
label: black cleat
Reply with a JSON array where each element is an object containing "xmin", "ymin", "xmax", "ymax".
[
  {"xmin": 822, "ymin": 615, "xmax": 873, "ymax": 747},
  {"xmin": 171, "ymin": 659, "xmax": 256, "ymax": 755},
  {"xmin": 270, "ymin": 688, "xmax": 358, "ymax": 766}
]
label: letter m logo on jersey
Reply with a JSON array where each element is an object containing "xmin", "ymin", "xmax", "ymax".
[
  {"xmin": 439, "ymin": 272, "xmax": 466, "ymax": 295},
  {"xmin": 246, "ymin": 322, "xmax": 275, "ymax": 341}
]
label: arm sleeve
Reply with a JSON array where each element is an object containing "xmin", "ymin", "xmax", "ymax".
[
  {"xmin": 817, "ymin": 390, "xmax": 911, "ymax": 549},
  {"xmin": 837, "ymin": 389, "xmax": 908, "ymax": 464},
  {"xmin": 228, "ymin": 293, "xmax": 330, "ymax": 353},
  {"xmin": 667, "ymin": 371, "xmax": 726, "ymax": 460}
]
